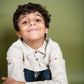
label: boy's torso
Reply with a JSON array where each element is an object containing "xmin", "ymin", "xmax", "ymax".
[{"xmin": 12, "ymin": 38, "xmax": 53, "ymax": 71}]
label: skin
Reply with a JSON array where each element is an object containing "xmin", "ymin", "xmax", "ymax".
[
  {"xmin": 2, "ymin": 11, "xmax": 48, "ymax": 84},
  {"xmin": 16, "ymin": 11, "xmax": 48, "ymax": 49},
  {"xmin": 2, "ymin": 77, "xmax": 24, "ymax": 84}
]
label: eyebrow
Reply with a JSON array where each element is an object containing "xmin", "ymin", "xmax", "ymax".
[
  {"xmin": 20, "ymin": 13, "xmax": 42, "ymax": 21},
  {"xmin": 35, "ymin": 14, "xmax": 42, "ymax": 17},
  {"xmin": 20, "ymin": 16, "xmax": 27, "ymax": 21}
]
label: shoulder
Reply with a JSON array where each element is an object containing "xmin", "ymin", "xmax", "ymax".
[
  {"xmin": 7, "ymin": 39, "xmax": 23, "ymax": 57},
  {"xmin": 46, "ymin": 38, "xmax": 60, "ymax": 48},
  {"xmin": 12, "ymin": 39, "xmax": 23, "ymax": 48},
  {"xmin": 6, "ymin": 39, "xmax": 24, "ymax": 63},
  {"xmin": 8, "ymin": 39, "xmax": 23, "ymax": 50},
  {"xmin": 45, "ymin": 38, "xmax": 63, "ymax": 58}
]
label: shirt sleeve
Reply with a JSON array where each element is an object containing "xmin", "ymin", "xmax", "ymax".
[
  {"xmin": 25, "ymin": 43, "xmax": 68, "ymax": 84},
  {"xmin": 49, "ymin": 43, "xmax": 68, "ymax": 83},
  {"xmin": 6, "ymin": 45, "xmax": 25, "ymax": 82}
]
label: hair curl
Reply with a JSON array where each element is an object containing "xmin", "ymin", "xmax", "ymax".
[{"xmin": 13, "ymin": 2, "xmax": 51, "ymax": 31}]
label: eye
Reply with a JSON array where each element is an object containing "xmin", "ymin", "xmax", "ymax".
[
  {"xmin": 36, "ymin": 19, "xmax": 41, "ymax": 22},
  {"xmin": 22, "ymin": 21, "xmax": 28, "ymax": 24}
]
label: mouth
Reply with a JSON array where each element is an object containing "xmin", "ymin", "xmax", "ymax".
[{"xmin": 28, "ymin": 28, "xmax": 40, "ymax": 32}]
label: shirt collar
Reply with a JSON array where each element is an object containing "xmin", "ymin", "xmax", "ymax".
[
  {"xmin": 22, "ymin": 40, "xmax": 47, "ymax": 55},
  {"xmin": 37, "ymin": 40, "xmax": 46, "ymax": 55},
  {"xmin": 23, "ymin": 41, "xmax": 34, "ymax": 55}
]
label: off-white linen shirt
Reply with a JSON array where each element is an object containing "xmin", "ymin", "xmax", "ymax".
[{"xmin": 7, "ymin": 38, "xmax": 68, "ymax": 84}]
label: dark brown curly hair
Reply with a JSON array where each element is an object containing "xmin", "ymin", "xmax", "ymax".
[{"xmin": 13, "ymin": 2, "xmax": 51, "ymax": 31}]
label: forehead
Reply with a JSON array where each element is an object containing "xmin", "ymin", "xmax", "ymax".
[{"xmin": 19, "ymin": 11, "xmax": 43, "ymax": 20}]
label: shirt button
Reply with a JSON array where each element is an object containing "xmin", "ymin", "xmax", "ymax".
[
  {"xmin": 35, "ymin": 51, "xmax": 37, "ymax": 54},
  {"xmin": 36, "ymin": 58, "xmax": 38, "ymax": 61}
]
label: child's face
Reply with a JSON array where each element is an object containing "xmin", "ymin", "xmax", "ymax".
[{"xmin": 16, "ymin": 11, "xmax": 48, "ymax": 42}]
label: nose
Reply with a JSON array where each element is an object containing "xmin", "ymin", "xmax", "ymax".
[{"xmin": 30, "ymin": 20, "xmax": 35, "ymax": 26}]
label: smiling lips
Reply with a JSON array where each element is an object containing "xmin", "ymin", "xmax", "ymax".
[{"xmin": 28, "ymin": 28, "xmax": 40, "ymax": 32}]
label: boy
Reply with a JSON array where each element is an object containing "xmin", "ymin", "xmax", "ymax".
[{"xmin": 2, "ymin": 2, "xmax": 68, "ymax": 84}]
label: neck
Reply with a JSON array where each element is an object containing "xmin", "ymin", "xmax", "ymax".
[{"xmin": 24, "ymin": 39, "xmax": 44, "ymax": 50}]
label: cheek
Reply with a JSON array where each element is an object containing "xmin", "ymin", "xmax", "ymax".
[
  {"xmin": 19, "ymin": 26, "xmax": 29, "ymax": 34},
  {"xmin": 19, "ymin": 29, "xmax": 26, "ymax": 35},
  {"xmin": 38, "ymin": 23, "xmax": 46, "ymax": 29}
]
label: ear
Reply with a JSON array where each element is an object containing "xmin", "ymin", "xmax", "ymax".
[
  {"xmin": 16, "ymin": 31, "xmax": 21, "ymax": 38},
  {"xmin": 45, "ymin": 28, "xmax": 48, "ymax": 34}
]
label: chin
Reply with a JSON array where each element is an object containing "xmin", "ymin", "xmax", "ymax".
[{"xmin": 29, "ymin": 37, "xmax": 44, "ymax": 41}]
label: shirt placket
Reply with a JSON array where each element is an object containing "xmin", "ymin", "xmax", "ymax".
[{"xmin": 34, "ymin": 51, "xmax": 38, "ymax": 61}]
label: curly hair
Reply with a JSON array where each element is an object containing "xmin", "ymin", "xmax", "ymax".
[{"xmin": 13, "ymin": 2, "xmax": 51, "ymax": 31}]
